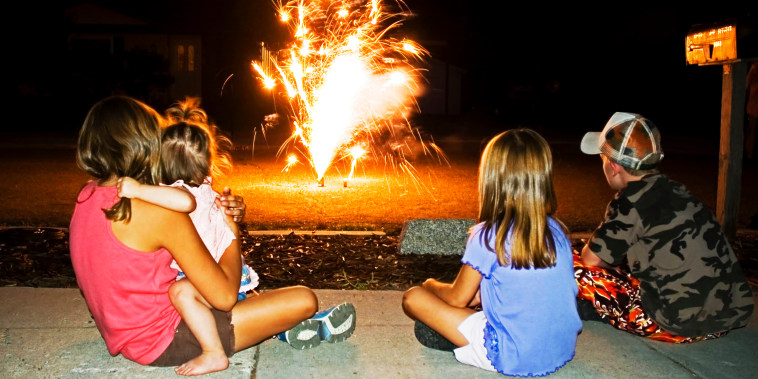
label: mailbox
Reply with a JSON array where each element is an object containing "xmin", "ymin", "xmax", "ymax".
[
  {"xmin": 685, "ymin": 17, "xmax": 756, "ymax": 66},
  {"xmin": 684, "ymin": 15, "xmax": 756, "ymax": 237}
]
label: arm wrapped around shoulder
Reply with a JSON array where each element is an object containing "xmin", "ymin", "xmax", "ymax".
[{"xmin": 156, "ymin": 208, "xmax": 240, "ymax": 310}]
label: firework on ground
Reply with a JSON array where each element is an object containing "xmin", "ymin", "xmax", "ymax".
[{"xmin": 252, "ymin": 0, "xmax": 446, "ymax": 186}]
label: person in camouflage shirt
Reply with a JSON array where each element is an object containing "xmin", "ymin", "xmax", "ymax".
[{"xmin": 574, "ymin": 112, "xmax": 754, "ymax": 342}]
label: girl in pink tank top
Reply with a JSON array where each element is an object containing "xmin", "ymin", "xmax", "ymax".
[{"xmin": 71, "ymin": 95, "xmax": 344, "ymax": 377}]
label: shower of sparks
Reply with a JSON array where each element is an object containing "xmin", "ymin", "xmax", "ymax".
[
  {"xmin": 346, "ymin": 145, "xmax": 365, "ymax": 180},
  {"xmin": 252, "ymin": 0, "xmax": 435, "ymax": 183}
]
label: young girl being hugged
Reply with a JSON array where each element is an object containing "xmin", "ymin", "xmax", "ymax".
[
  {"xmin": 402, "ymin": 128, "xmax": 582, "ymax": 376},
  {"xmin": 117, "ymin": 98, "xmax": 259, "ymax": 375},
  {"xmin": 120, "ymin": 98, "xmax": 259, "ymax": 296}
]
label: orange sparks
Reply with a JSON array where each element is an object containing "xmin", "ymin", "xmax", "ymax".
[
  {"xmin": 252, "ymin": 0, "xmax": 428, "ymax": 182},
  {"xmin": 282, "ymin": 154, "xmax": 300, "ymax": 172},
  {"xmin": 252, "ymin": 62, "xmax": 276, "ymax": 89}
]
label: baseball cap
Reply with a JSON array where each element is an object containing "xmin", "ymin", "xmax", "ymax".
[{"xmin": 580, "ymin": 112, "xmax": 664, "ymax": 170}]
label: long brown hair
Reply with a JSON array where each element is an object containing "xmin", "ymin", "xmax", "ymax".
[
  {"xmin": 477, "ymin": 128, "xmax": 565, "ymax": 269},
  {"xmin": 76, "ymin": 96, "xmax": 163, "ymax": 222},
  {"xmin": 161, "ymin": 97, "xmax": 232, "ymax": 186}
]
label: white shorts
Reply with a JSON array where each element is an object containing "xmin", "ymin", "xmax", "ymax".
[{"xmin": 453, "ymin": 312, "xmax": 497, "ymax": 372}]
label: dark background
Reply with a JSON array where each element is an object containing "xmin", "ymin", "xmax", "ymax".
[{"xmin": 7, "ymin": 1, "xmax": 757, "ymax": 143}]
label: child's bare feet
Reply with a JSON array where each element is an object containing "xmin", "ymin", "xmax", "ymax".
[{"xmin": 174, "ymin": 351, "xmax": 229, "ymax": 376}]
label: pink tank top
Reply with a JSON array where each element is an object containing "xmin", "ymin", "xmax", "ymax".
[{"xmin": 69, "ymin": 181, "xmax": 181, "ymax": 365}]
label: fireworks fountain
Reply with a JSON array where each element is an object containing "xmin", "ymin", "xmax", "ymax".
[{"xmin": 252, "ymin": 0, "xmax": 441, "ymax": 186}]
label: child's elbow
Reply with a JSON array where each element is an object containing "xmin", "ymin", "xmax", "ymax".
[
  {"xmin": 205, "ymin": 282, "xmax": 239, "ymax": 311},
  {"xmin": 212, "ymin": 291, "xmax": 238, "ymax": 311},
  {"xmin": 448, "ymin": 296, "xmax": 470, "ymax": 308},
  {"xmin": 182, "ymin": 198, "xmax": 197, "ymax": 213}
]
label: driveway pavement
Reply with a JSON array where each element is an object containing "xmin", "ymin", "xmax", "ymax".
[{"xmin": 1, "ymin": 288, "xmax": 757, "ymax": 378}]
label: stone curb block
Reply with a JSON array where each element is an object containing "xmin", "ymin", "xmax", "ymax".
[{"xmin": 398, "ymin": 219, "xmax": 476, "ymax": 255}]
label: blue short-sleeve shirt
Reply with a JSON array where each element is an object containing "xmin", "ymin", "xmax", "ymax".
[{"xmin": 462, "ymin": 218, "xmax": 582, "ymax": 376}]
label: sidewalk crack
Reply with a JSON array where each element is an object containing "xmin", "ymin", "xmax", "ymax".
[{"xmin": 250, "ymin": 345, "xmax": 260, "ymax": 379}]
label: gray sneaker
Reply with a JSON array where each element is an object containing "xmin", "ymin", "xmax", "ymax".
[
  {"xmin": 277, "ymin": 318, "xmax": 321, "ymax": 349},
  {"xmin": 312, "ymin": 302, "xmax": 357, "ymax": 343}
]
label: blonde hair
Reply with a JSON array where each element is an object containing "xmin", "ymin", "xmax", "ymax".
[
  {"xmin": 161, "ymin": 97, "xmax": 232, "ymax": 186},
  {"xmin": 76, "ymin": 96, "xmax": 163, "ymax": 222},
  {"xmin": 477, "ymin": 128, "xmax": 566, "ymax": 269}
]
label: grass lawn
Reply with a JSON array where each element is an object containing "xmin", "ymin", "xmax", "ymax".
[{"xmin": 2, "ymin": 132, "xmax": 756, "ymax": 236}]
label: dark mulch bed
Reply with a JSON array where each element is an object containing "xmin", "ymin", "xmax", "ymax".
[{"xmin": 1, "ymin": 226, "xmax": 757, "ymax": 290}]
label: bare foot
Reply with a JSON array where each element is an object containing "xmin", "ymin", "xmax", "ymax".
[{"xmin": 174, "ymin": 351, "xmax": 229, "ymax": 376}]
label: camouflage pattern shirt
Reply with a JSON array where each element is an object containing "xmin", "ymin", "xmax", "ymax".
[{"xmin": 587, "ymin": 174, "xmax": 754, "ymax": 337}]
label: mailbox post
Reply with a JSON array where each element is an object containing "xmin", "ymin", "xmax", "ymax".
[
  {"xmin": 685, "ymin": 19, "xmax": 753, "ymax": 238},
  {"xmin": 716, "ymin": 62, "xmax": 747, "ymax": 239}
]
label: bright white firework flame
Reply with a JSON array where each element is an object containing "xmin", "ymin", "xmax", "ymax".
[{"xmin": 253, "ymin": 0, "xmax": 427, "ymax": 182}]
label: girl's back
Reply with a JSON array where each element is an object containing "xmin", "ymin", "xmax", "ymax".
[
  {"xmin": 402, "ymin": 128, "xmax": 581, "ymax": 377},
  {"xmin": 463, "ymin": 218, "xmax": 581, "ymax": 375}
]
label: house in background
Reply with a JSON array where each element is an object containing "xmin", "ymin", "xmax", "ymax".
[
  {"xmin": 64, "ymin": 3, "xmax": 201, "ymax": 110},
  {"xmin": 60, "ymin": 3, "xmax": 466, "ymax": 144}
]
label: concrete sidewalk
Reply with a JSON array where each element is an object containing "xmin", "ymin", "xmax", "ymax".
[{"xmin": 1, "ymin": 288, "xmax": 756, "ymax": 378}]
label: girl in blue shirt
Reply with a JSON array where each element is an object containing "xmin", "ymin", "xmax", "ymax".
[{"xmin": 402, "ymin": 128, "xmax": 582, "ymax": 376}]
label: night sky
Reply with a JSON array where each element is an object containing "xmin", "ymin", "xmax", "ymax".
[{"xmin": 8, "ymin": 2, "xmax": 757, "ymax": 139}]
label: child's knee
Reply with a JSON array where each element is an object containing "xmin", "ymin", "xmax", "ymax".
[
  {"xmin": 168, "ymin": 279, "xmax": 196, "ymax": 304},
  {"xmin": 291, "ymin": 285, "xmax": 318, "ymax": 317},
  {"xmin": 302, "ymin": 288, "xmax": 318, "ymax": 316},
  {"xmin": 401, "ymin": 286, "xmax": 424, "ymax": 311}
]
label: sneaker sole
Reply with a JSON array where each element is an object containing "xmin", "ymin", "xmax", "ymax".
[
  {"xmin": 284, "ymin": 319, "xmax": 321, "ymax": 349},
  {"xmin": 317, "ymin": 302, "xmax": 356, "ymax": 343}
]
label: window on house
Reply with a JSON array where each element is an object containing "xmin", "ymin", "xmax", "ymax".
[{"xmin": 177, "ymin": 45, "xmax": 185, "ymax": 71}]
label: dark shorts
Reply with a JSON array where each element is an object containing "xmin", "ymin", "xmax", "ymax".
[{"xmin": 149, "ymin": 309, "xmax": 236, "ymax": 366}]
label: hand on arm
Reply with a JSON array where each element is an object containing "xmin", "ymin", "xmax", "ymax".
[
  {"xmin": 422, "ymin": 264, "xmax": 482, "ymax": 308},
  {"xmin": 217, "ymin": 187, "xmax": 246, "ymax": 223},
  {"xmin": 117, "ymin": 177, "xmax": 196, "ymax": 213}
]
